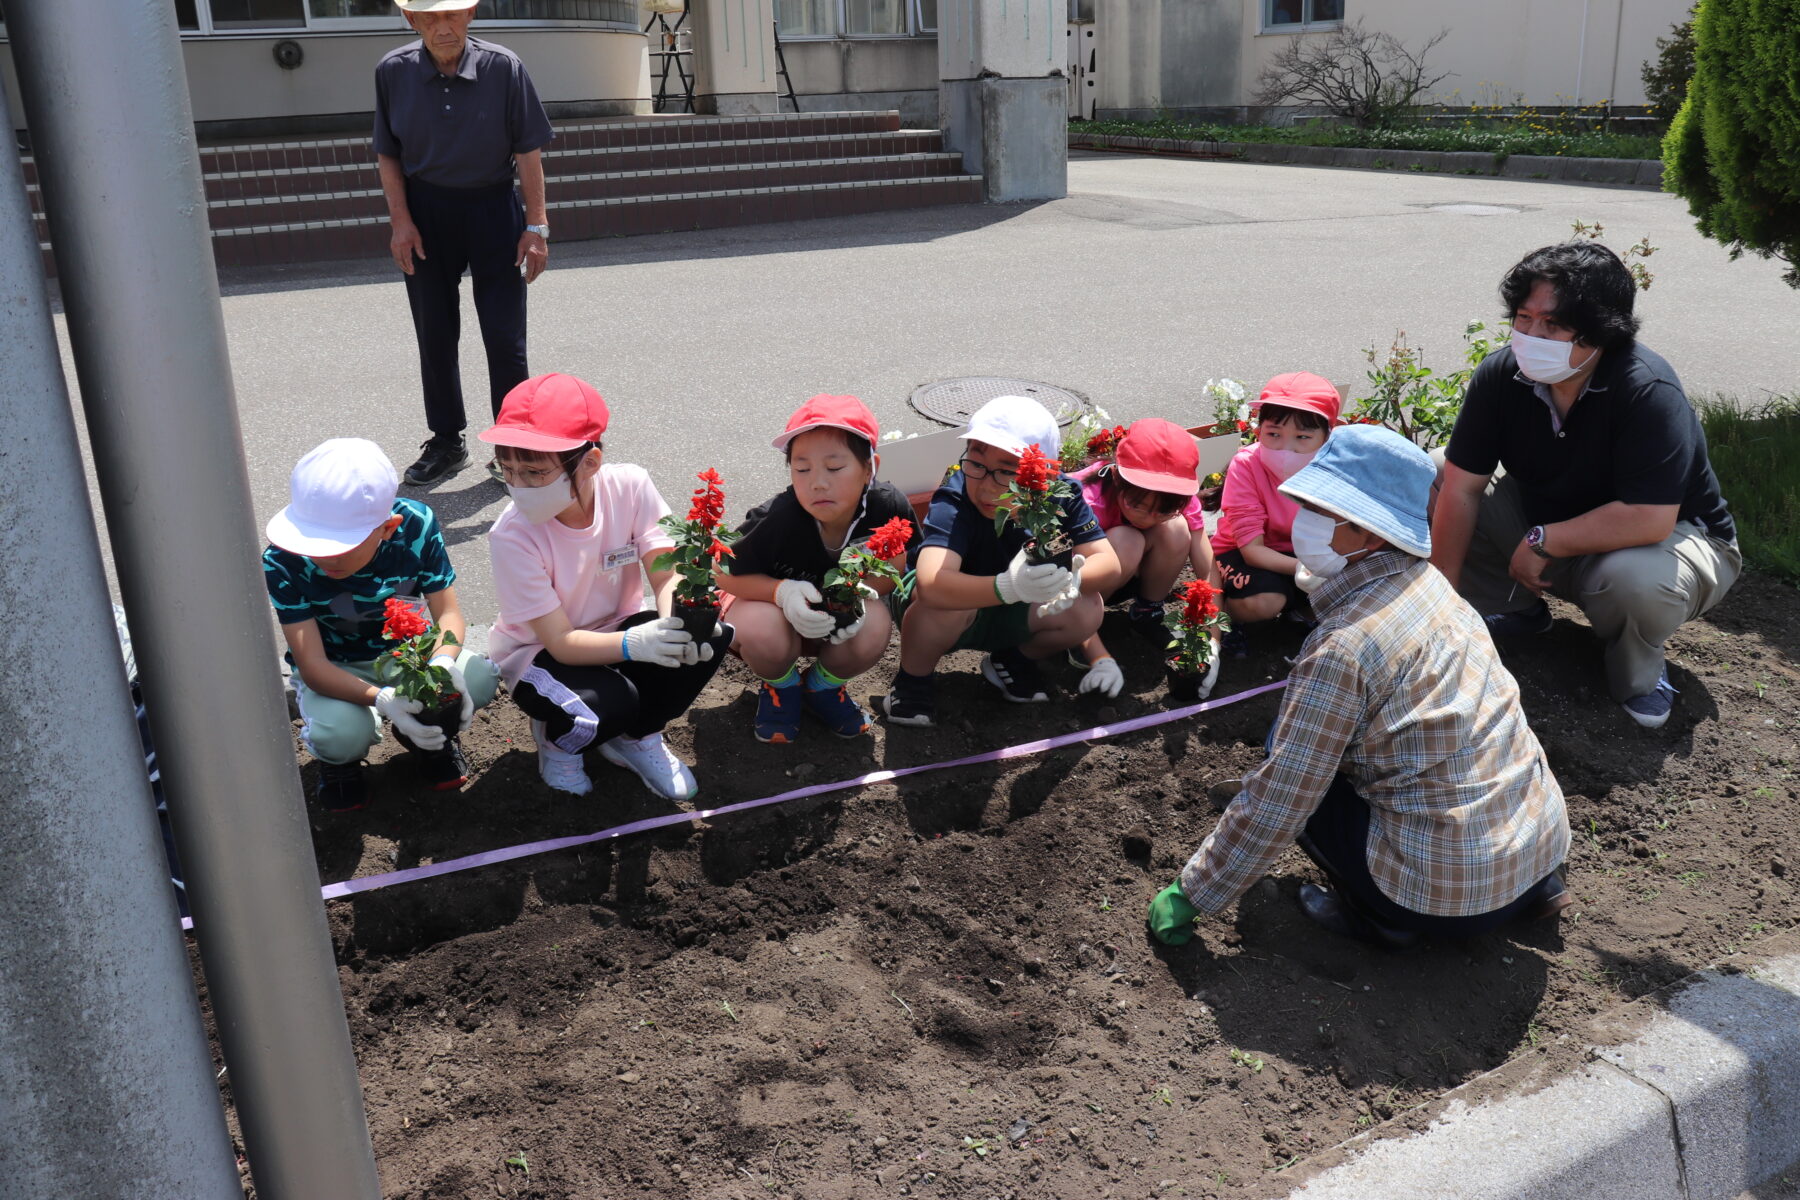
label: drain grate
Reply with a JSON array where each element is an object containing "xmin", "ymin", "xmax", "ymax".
[
  {"xmin": 909, "ymin": 377, "xmax": 1089, "ymax": 429},
  {"xmin": 1417, "ymin": 202, "xmax": 1523, "ymax": 216}
]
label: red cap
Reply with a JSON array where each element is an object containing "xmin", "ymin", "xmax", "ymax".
[
  {"xmin": 1113, "ymin": 418, "xmax": 1200, "ymax": 496},
  {"xmin": 1256, "ymin": 372, "xmax": 1342, "ymax": 425},
  {"xmin": 771, "ymin": 394, "xmax": 879, "ymax": 452},
  {"xmin": 479, "ymin": 374, "xmax": 610, "ymax": 452}
]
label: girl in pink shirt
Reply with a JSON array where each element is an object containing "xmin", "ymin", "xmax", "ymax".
[
  {"xmin": 482, "ymin": 374, "xmax": 733, "ymax": 801},
  {"xmin": 1212, "ymin": 372, "xmax": 1341, "ymax": 637}
]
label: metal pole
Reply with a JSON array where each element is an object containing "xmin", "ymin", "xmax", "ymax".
[
  {"xmin": 5, "ymin": 2, "xmax": 382, "ymax": 1197},
  {"xmin": 0, "ymin": 82, "xmax": 242, "ymax": 1200}
]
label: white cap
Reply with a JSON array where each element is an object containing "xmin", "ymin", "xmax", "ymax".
[
  {"xmin": 962, "ymin": 395, "xmax": 1060, "ymax": 459},
  {"xmin": 266, "ymin": 438, "xmax": 400, "ymax": 557},
  {"xmin": 395, "ymin": 0, "xmax": 477, "ymax": 11}
]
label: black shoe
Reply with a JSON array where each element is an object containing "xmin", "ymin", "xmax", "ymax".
[
  {"xmin": 981, "ymin": 649, "xmax": 1050, "ymax": 703},
  {"xmin": 881, "ymin": 671, "xmax": 937, "ymax": 727},
  {"xmin": 415, "ymin": 735, "xmax": 469, "ymax": 791},
  {"xmin": 1127, "ymin": 599, "xmax": 1170, "ymax": 645},
  {"xmin": 402, "ymin": 436, "xmax": 469, "ymax": 486},
  {"xmin": 315, "ymin": 760, "xmax": 367, "ymax": 812},
  {"xmin": 1222, "ymin": 627, "xmax": 1250, "ymax": 658},
  {"xmin": 1296, "ymin": 883, "xmax": 1420, "ymax": 950},
  {"xmin": 1483, "ymin": 599, "xmax": 1552, "ymax": 638}
]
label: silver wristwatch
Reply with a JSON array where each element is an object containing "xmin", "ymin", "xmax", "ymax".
[{"xmin": 524, "ymin": 223, "xmax": 550, "ymax": 240}]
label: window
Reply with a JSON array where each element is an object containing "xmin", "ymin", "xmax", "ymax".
[
  {"xmin": 777, "ymin": 0, "xmax": 834, "ymax": 37},
  {"xmin": 778, "ymin": 0, "xmax": 930, "ymax": 38},
  {"xmin": 309, "ymin": 0, "xmax": 389, "ymax": 16},
  {"xmin": 208, "ymin": 0, "xmax": 304, "ymax": 29},
  {"xmin": 475, "ymin": 0, "xmax": 637, "ymax": 19},
  {"xmin": 1264, "ymin": 0, "xmax": 1343, "ymax": 30},
  {"xmin": 915, "ymin": 0, "xmax": 936, "ymax": 32},
  {"xmin": 842, "ymin": 0, "xmax": 904, "ymax": 36}
]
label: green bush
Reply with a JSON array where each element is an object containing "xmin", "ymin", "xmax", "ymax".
[
  {"xmin": 1640, "ymin": 7, "xmax": 1697, "ymax": 127},
  {"xmin": 1697, "ymin": 396, "xmax": 1800, "ymax": 584},
  {"xmin": 1662, "ymin": 1, "xmax": 1800, "ymax": 287},
  {"xmin": 1074, "ymin": 117, "xmax": 1661, "ymax": 161}
]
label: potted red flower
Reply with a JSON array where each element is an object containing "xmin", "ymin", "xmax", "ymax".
[
  {"xmin": 1163, "ymin": 579, "xmax": 1229, "ymax": 702},
  {"xmin": 371, "ymin": 596, "xmax": 463, "ymax": 737},
  {"xmin": 1084, "ymin": 423, "xmax": 1128, "ymax": 463},
  {"xmin": 653, "ymin": 468, "xmax": 740, "ymax": 640},
  {"xmin": 993, "ymin": 444, "xmax": 1078, "ymax": 569},
  {"xmin": 820, "ymin": 516, "xmax": 913, "ymax": 631}
]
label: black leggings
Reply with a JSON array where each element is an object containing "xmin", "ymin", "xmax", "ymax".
[{"xmin": 510, "ymin": 611, "xmax": 733, "ymax": 752}]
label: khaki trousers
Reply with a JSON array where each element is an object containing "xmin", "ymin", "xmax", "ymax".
[{"xmin": 1451, "ymin": 466, "xmax": 1740, "ymax": 702}]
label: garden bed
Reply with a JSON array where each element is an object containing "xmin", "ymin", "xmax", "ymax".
[{"xmin": 217, "ymin": 571, "xmax": 1799, "ymax": 1198}]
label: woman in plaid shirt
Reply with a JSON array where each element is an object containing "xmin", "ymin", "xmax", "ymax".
[{"xmin": 1149, "ymin": 426, "xmax": 1572, "ymax": 949}]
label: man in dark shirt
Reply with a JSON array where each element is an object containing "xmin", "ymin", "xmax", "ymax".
[
  {"xmin": 375, "ymin": 0, "xmax": 554, "ymax": 486},
  {"xmin": 1433, "ymin": 241, "xmax": 1740, "ymax": 729}
]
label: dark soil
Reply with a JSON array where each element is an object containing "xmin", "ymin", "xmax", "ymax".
[{"xmin": 226, "ymin": 572, "xmax": 1800, "ymax": 1199}]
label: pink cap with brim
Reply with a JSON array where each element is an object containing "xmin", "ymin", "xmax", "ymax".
[
  {"xmin": 1257, "ymin": 372, "xmax": 1342, "ymax": 425},
  {"xmin": 1113, "ymin": 418, "xmax": 1200, "ymax": 496},
  {"xmin": 266, "ymin": 438, "xmax": 400, "ymax": 557},
  {"xmin": 772, "ymin": 394, "xmax": 880, "ymax": 452},
  {"xmin": 479, "ymin": 373, "xmax": 610, "ymax": 453}
]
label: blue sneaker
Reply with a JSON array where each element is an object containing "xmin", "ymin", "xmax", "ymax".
[
  {"xmin": 754, "ymin": 678, "xmax": 802, "ymax": 744},
  {"xmin": 1483, "ymin": 599, "xmax": 1553, "ymax": 638},
  {"xmin": 802, "ymin": 676, "xmax": 872, "ymax": 738},
  {"xmin": 1622, "ymin": 669, "xmax": 1678, "ymax": 730}
]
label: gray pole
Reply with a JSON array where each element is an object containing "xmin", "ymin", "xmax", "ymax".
[
  {"xmin": 0, "ymin": 83, "xmax": 243, "ymax": 1200},
  {"xmin": 5, "ymin": 2, "xmax": 383, "ymax": 1197}
]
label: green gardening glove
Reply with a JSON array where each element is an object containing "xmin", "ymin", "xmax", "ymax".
[{"xmin": 1148, "ymin": 879, "xmax": 1201, "ymax": 946}]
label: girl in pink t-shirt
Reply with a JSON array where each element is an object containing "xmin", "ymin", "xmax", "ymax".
[
  {"xmin": 1212, "ymin": 372, "xmax": 1342, "ymax": 638},
  {"xmin": 1069, "ymin": 418, "xmax": 1221, "ymax": 699},
  {"xmin": 481, "ymin": 374, "xmax": 733, "ymax": 801}
]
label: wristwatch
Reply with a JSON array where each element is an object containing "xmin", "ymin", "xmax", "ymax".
[
  {"xmin": 524, "ymin": 223, "xmax": 550, "ymax": 240},
  {"xmin": 1525, "ymin": 524, "xmax": 1554, "ymax": 559}
]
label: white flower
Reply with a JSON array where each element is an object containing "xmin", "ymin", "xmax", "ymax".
[
  {"xmin": 1092, "ymin": 405, "xmax": 1111, "ymax": 422},
  {"xmin": 881, "ymin": 429, "xmax": 907, "ymax": 442},
  {"xmin": 1236, "ymin": 402, "xmax": 1251, "ymax": 420},
  {"xmin": 1220, "ymin": 379, "xmax": 1247, "ymax": 402}
]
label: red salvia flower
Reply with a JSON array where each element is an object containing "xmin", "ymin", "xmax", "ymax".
[
  {"xmin": 1012, "ymin": 445, "xmax": 1060, "ymax": 494},
  {"xmin": 686, "ymin": 468, "xmax": 727, "ymax": 528},
  {"xmin": 707, "ymin": 537, "xmax": 733, "ymax": 560},
  {"xmin": 1180, "ymin": 579, "xmax": 1221, "ymax": 626},
  {"xmin": 381, "ymin": 597, "xmax": 431, "ymax": 641},
  {"xmin": 864, "ymin": 516, "xmax": 914, "ymax": 562}
]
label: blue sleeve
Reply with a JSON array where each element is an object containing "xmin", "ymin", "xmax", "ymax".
[
  {"xmin": 408, "ymin": 504, "xmax": 457, "ymax": 593},
  {"xmin": 1058, "ymin": 476, "xmax": 1106, "ymax": 546},
  {"xmin": 919, "ymin": 486, "xmax": 962, "ymax": 552},
  {"xmin": 372, "ymin": 59, "xmax": 401, "ymax": 158},
  {"xmin": 263, "ymin": 548, "xmax": 314, "ymax": 625},
  {"xmin": 509, "ymin": 59, "xmax": 553, "ymax": 153}
]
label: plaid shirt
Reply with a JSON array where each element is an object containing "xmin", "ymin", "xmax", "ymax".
[{"xmin": 1181, "ymin": 551, "xmax": 1569, "ymax": 917}]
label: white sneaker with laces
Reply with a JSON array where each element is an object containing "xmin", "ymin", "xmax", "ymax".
[
  {"xmin": 599, "ymin": 731, "xmax": 698, "ymax": 801},
  {"xmin": 532, "ymin": 719, "xmax": 593, "ymax": 795}
]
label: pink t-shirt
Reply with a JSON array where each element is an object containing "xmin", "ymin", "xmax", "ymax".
[
  {"xmin": 487, "ymin": 463, "xmax": 674, "ymax": 688},
  {"xmin": 1072, "ymin": 462, "xmax": 1206, "ymax": 535},
  {"xmin": 1212, "ymin": 444, "xmax": 1299, "ymax": 555}
]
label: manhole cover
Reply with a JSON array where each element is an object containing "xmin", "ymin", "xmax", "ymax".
[
  {"xmin": 909, "ymin": 377, "xmax": 1089, "ymax": 428},
  {"xmin": 1418, "ymin": 202, "xmax": 1522, "ymax": 216}
]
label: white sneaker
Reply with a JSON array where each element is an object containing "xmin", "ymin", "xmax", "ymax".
[
  {"xmin": 532, "ymin": 720, "xmax": 593, "ymax": 796},
  {"xmin": 599, "ymin": 731, "xmax": 698, "ymax": 801}
]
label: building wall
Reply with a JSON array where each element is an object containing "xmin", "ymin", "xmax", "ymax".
[
  {"xmin": 1095, "ymin": 0, "xmax": 1243, "ymax": 117},
  {"xmin": 781, "ymin": 38, "xmax": 939, "ymax": 126}
]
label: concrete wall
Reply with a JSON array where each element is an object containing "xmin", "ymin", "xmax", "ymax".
[
  {"xmin": 1095, "ymin": 0, "xmax": 1243, "ymax": 116},
  {"xmin": 4, "ymin": 26, "xmax": 650, "ymax": 132},
  {"xmin": 782, "ymin": 38, "xmax": 938, "ymax": 125}
]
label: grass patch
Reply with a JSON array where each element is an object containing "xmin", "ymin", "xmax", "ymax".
[
  {"xmin": 1072, "ymin": 117, "xmax": 1661, "ymax": 162},
  {"xmin": 1698, "ymin": 395, "xmax": 1800, "ymax": 584}
]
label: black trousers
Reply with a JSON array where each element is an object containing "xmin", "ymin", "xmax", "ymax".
[
  {"xmin": 510, "ymin": 612, "xmax": 734, "ymax": 752},
  {"xmin": 402, "ymin": 176, "xmax": 529, "ymax": 438}
]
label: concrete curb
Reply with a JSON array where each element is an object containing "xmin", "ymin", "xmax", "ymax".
[
  {"xmin": 1067, "ymin": 132, "xmax": 1665, "ymax": 191},
  {"xmin": 1285, "ymin": 931, "xmax": 1800, "ymax": 1199}
]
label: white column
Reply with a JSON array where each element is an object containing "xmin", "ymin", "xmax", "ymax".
[
  {"xmin": 938, "ymin": 0, "xmax": 1069, "ymax": 201},
  {"xmin": 690, "ymin": 0, "xmax": 780, "ymax": 115}
]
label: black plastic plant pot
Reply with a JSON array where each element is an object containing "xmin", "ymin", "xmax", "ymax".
[
  {"xmin": 1025, "ymin": 530, "xmax": 1076, "ymax": 570},
  {"xmin": 673, "ymin": 601, "xmax": 720, "ymax": 642},
  {"xmin": 1164, "ymin": 660, "xmax": 1203, "ymax": 703},
  {"xmin": 419, "ymin": 692, "xmax": 463, "ymax": 742},
  {"xmin": 823, "ymin": 598, "xmax": 863, "ymax": 632}
]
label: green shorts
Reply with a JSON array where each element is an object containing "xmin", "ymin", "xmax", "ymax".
[{"xmin": 890, "ymin": 570, "xmax": 1033, "ymax": 654}]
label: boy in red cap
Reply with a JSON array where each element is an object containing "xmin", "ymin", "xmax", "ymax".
[
  {"xmin": 1212, "ymin": 372, "xmax": 1342, "ymax": 647},
  {"xmin": 482, "ymin": 373, "xmax": 733, "ymax": 801},
  {"xmin": 1067, "ymin": 418, "xmax": 1221, "ymax": 698},
  {"xmin": 718, "ymin": 395, "xmax": 921, "ymax": 743}
]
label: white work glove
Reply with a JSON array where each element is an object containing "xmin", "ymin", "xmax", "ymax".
[
  {"xmin": 994, "ymin": 547, "xmax": 1071, "ymax": 606},
  {"xmin": 428, "ymin": 655, "xmax": 474, "ymax": 732},
  {"xmin": 1078, "ymin": 653, "xmax": 1124, "ymax": 698},
  {"xmin": 774, "ymin": 579, "xmax": 836, "ymax": 640},
  {"xmin": 825, "ymin": 583, "xmax": 877, "ymax": 645},
  {"xmin": 1035, "ymin": 553, "xmax": 1087, "ymax": 618},
  {"xmin": 375, "ymin": 686, "xmax": 446, "ymax": 751},
  {"xmin": 1294, "ymin": 564, "xmax": 1324, "ymax": 594},
  {"xmin": 1199, "ymin": 647, "xmax": 1221, "ymax": 700},
  {"xmin": 623, "ymin": 616, "xmax": 695, "ymax": 669}
]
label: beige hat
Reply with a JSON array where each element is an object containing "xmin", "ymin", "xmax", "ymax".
[{"xmin": 395, "ymin": 0, "xmax": 477, "ymax": 11}]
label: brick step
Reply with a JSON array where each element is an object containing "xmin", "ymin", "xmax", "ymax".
[
  {"xmin": 203, "ymin": 153, "xmax": 968, "ymax": 226},
  {"xmin": 204, "ymin": 174, "xmax": 982, "ymax": 269}
]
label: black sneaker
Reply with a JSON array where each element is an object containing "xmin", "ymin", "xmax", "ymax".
[
  {"xmin": 881, "ymin": 672, "xmax": 937, "ymax": 727},
  {"xmin": 1126, "ymin": 599, "xmax": 1169, "ymax": 645},
  {"xmin": 315, "ymin": 760, "xmax": 367, "ymax": 812},
  {"xmin": 402, "ymin": 436, "xmax": 469, "ymax": 486},
  {"xmin": 415, "ymin": 736, "xmax": 469, "ymax": 791},
  {"xmin": 1222, "ymin": 627, "xmax": 1251, "ymax": 658},
  {"xmin": 1483, "ymin": 599, "xmax": 1553, "ymax": 638},
  {"xmin": 981, "ymin": 649, "xmax": 1050, "ymax": 703}
]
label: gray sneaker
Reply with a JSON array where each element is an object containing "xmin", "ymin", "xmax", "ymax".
[{"xmin": 1621, "ymin": 669, "xmax": 1678, "ymax": 729}]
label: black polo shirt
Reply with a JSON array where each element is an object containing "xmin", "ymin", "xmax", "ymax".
[
  {"xmin": 728, "ymin": 481, "xmax": 921, "ymax": 586},
  {"xmin": 373, "ymin": 36, "xmax": 553, "ymax": 189},
  {"xmin": 1446, "ymin": 341, "xmax": 1734, "ymax": 542},
  {"xmin": 916, "ymin": 468, "xmax": 1105, "ymax": 576}
]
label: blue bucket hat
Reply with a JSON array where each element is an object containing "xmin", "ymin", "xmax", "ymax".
[{"xmin": 1277, "ymin": 425, "xmax": 1434, "ymax": 558}]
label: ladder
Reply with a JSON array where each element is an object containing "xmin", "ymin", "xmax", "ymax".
[{"xmin": 643, "ymin": 8, "xmax": 695, "ymax": 114}]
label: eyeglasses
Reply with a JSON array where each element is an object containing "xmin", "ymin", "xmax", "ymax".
[
  {"xmin": 1119, "ymin": 486, "xmax": 1183, "ymax": 516},
  {"xmin": 957, "ymin": 456, "xmax": 1017, "ymax": 486}
]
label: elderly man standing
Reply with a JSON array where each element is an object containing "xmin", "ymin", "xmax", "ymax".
[
  {"xmin": 1148, "ymin": 427, "xmax": 1571, "ymax": 949},
  {"xmin": 1432, "ymin": 241, "xmax": 1739, "ymax": 729},
  {"xmin": 375, "ymin": 0, "xmax": 553, "ymax": 486}
]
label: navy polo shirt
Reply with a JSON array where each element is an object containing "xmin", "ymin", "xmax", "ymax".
[
  {"xmin": 1446, "ymin": 342, "xmax": 1735, "ymax": 542},
  {"xmin": 373, "ymin": 36, "xmax": 553, "ymax": 189},
  {"xmin": 915, "ymin": 468, "xmax": 1105, "ymax": 576}
]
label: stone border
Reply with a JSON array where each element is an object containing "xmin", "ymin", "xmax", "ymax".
[
  {"xmin": 1067, "ymin": 132, "xmax": 1665, "ymax": 190},
  {"xmin": 1283, "ymin": 930, "xmax": 1800, "ymax": 1199}
]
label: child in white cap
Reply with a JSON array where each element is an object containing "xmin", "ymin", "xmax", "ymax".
[
  {"xmin": 883, "ymin": 395, "xmax": 1123, "ymax": 727},
  {"xmin": 264, "ymin": 438, "xmax": 498, "ymax": 811}
]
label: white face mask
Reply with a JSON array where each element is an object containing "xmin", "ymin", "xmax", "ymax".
[
  {"xmin": 1290, "ymin": 508, "xmax": 1351, "ymax": 578},
  {"xmin": 1511, "ymin": 328, "xmax": 1588, "ymax": 385},
  {"xmin": 507, "ymin": 475, "xmax": 576, "ymax": 524},
  {"xmin": 1262, "ymin": 446, "xmax": 1315, "ymax": 482}
]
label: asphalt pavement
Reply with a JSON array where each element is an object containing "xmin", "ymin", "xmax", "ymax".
[{"xmin": 54, "ymin": 150, "xmax": 1800, "ymax": 624}]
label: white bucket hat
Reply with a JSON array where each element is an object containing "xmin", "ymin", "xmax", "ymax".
[{"xmin": 266, "ymin": 438, "xmax": 400, "ymax": 557}]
